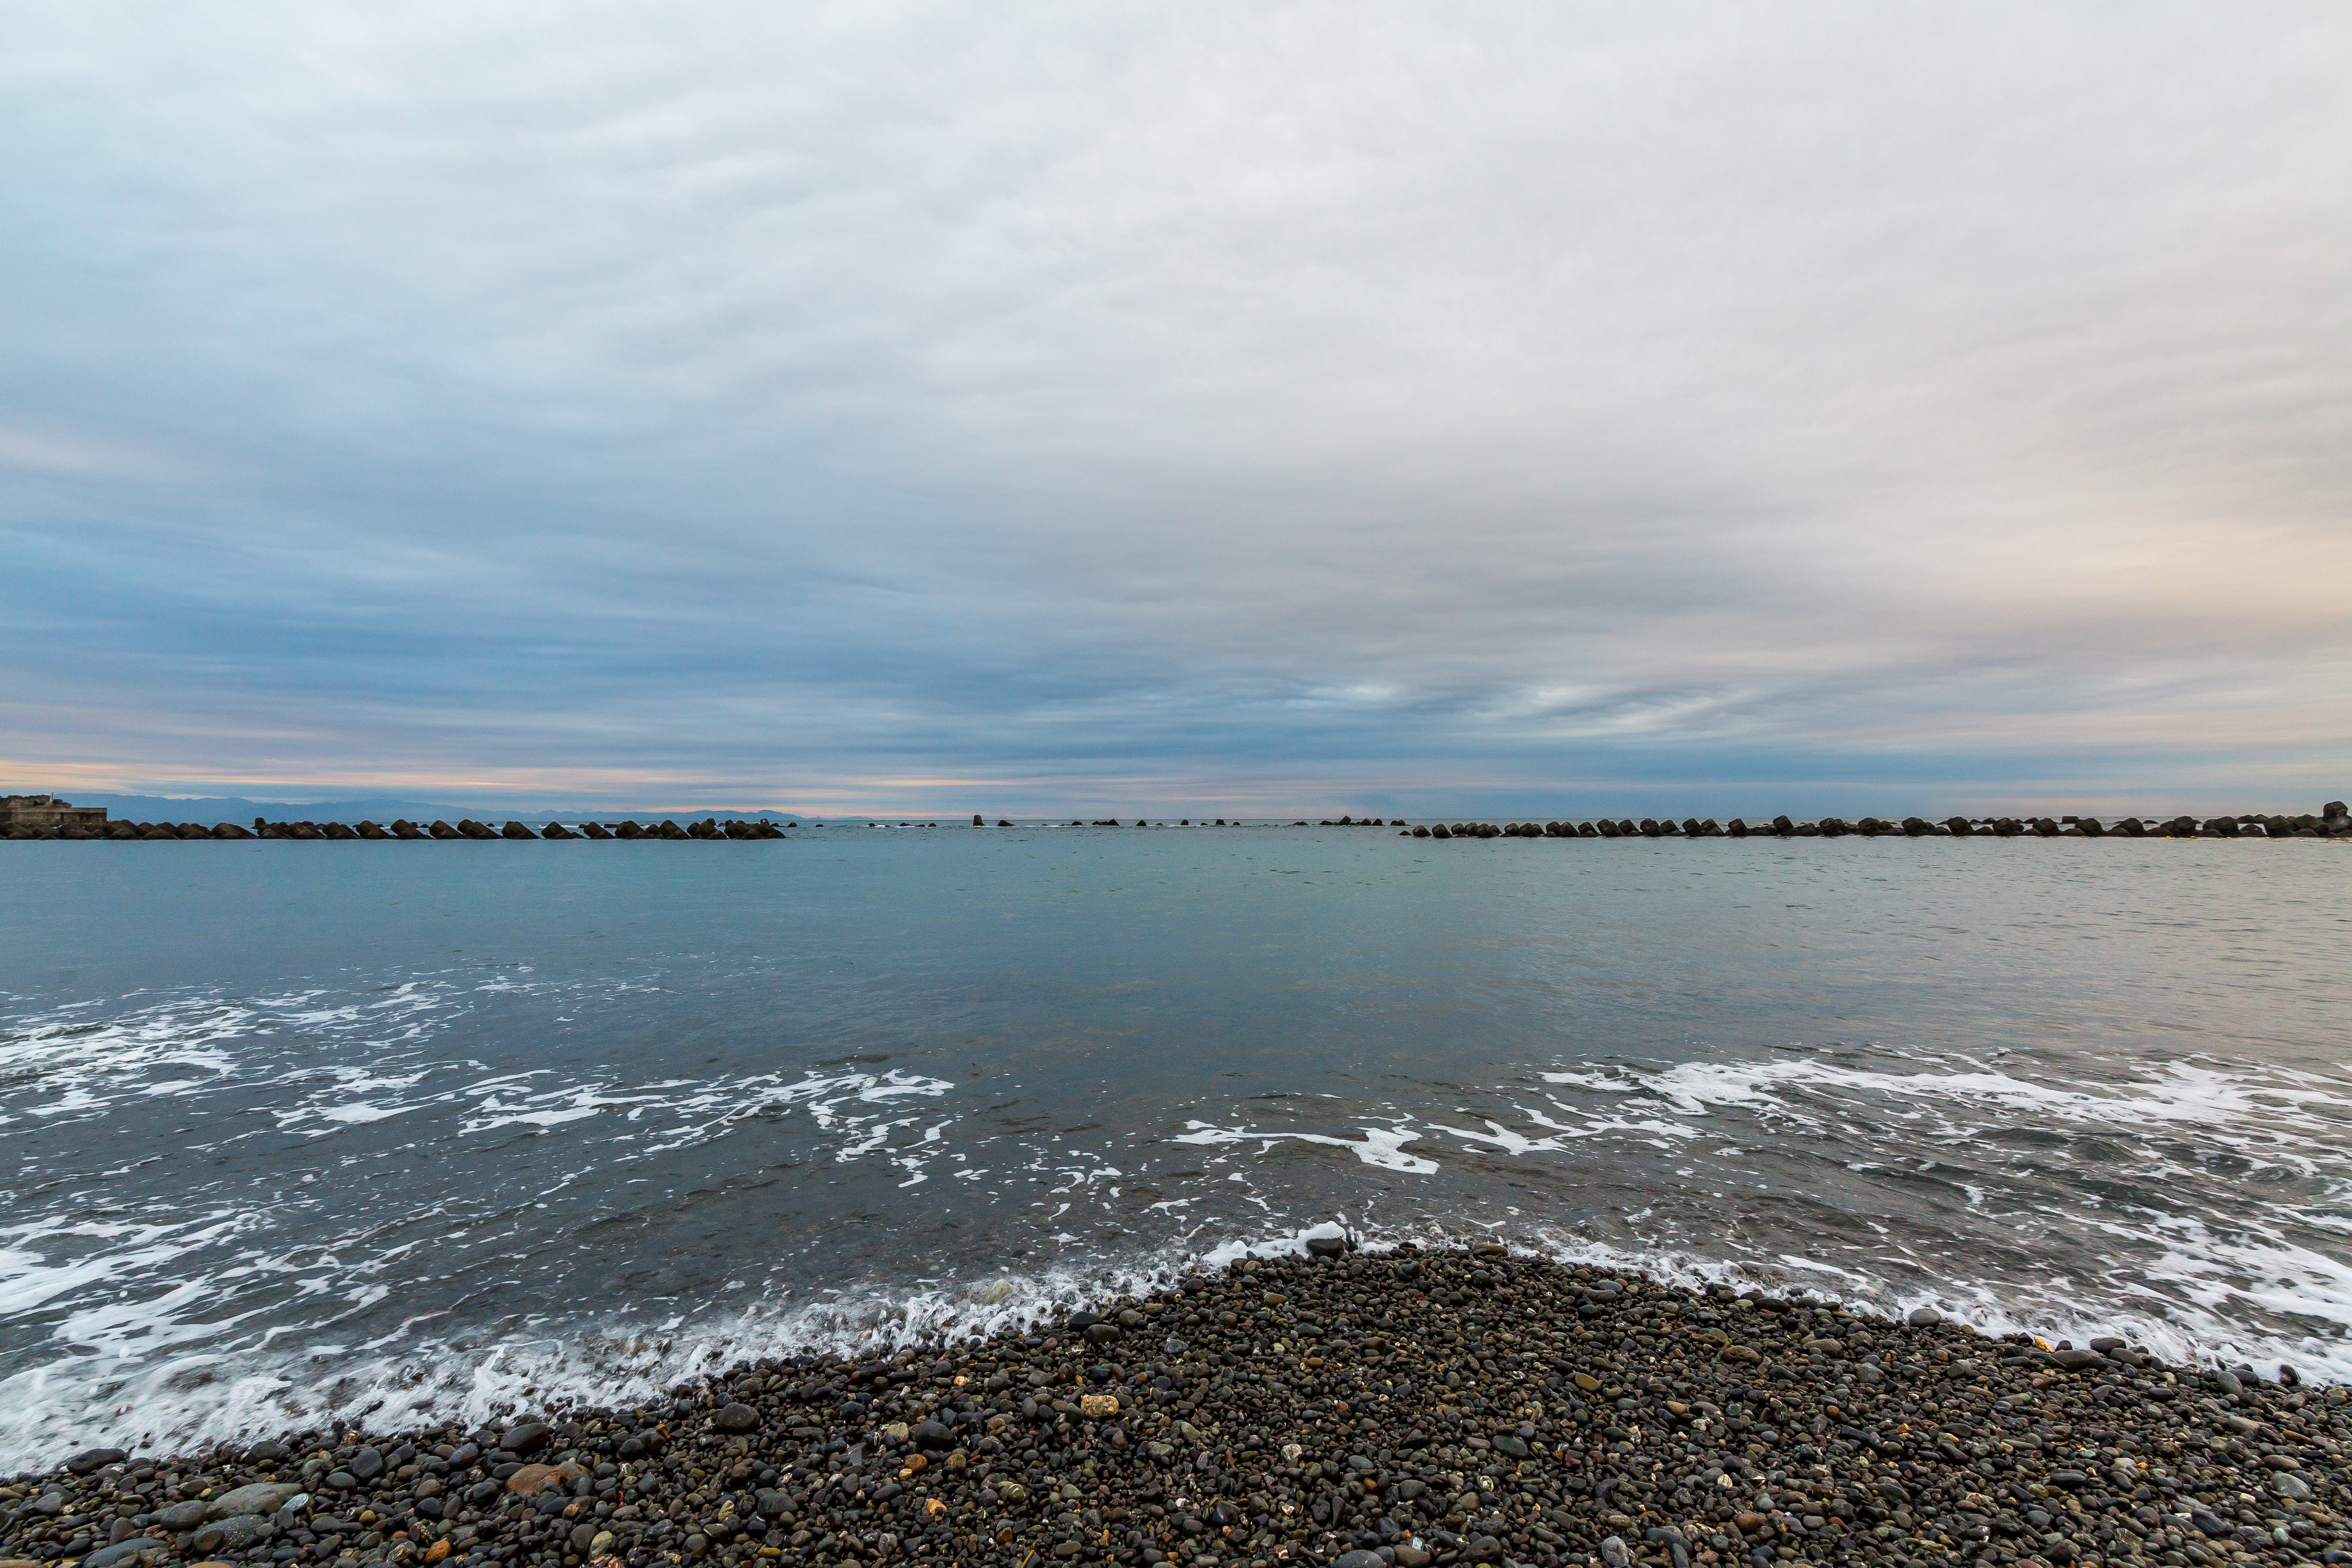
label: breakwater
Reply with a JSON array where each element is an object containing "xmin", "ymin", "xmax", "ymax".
[
  {"xmin": 6, "ymin": 805, "xmax": 2344, "ymax": 842},
  {"xmin": 1405, "ymin": 805, "xmax": 2350, "ymax": 840},
  {"xmin": 0, "ymin": 817, "xmax": 794, "ymax": 841}
]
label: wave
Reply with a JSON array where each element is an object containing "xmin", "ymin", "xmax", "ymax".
[
  {"xmin": 3, "ymin": 1193, "xmax": 2345, "ymax": 1473},
  {"xmin": 5, "ymin": 976, "xmax": 2347, "ymax": 1473},
  {"xmin": 1537, "ymin": 1056, "xmax": 2352, "ymax": 1170},
  {"xmin": 0, "ymin": 975, "xmax": 974, "ymax": 1470},
  {"xmin": 1170, "ymin": 1049, "xmax": 2352, "ymax": 1393},
  {"xmin": 0, "ymin": 1220, "xmax": 1235, "ymax": 1472}
]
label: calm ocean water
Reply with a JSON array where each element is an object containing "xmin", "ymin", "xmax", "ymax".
[{"xmin": 1, "ymin": 827, "xmax": 2347, "ymax": 1468}]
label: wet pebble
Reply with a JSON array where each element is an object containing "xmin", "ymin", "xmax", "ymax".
[
  {"xmin": 84, "ymin": 1537, "xmax": 164, "ymax": 1568},
  {"xmin": 500, "ymin": 1424, "xmax": 552, "ymax": 1458}
]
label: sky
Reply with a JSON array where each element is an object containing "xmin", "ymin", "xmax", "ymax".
[{"xmin": 3, "ymin": 3, "xmax": 2348, "ymax": 817}]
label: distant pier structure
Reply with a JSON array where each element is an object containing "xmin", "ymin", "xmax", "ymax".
[{"xmin": 0, "ymin": 794, "xmax": 108, "ymax": 832}]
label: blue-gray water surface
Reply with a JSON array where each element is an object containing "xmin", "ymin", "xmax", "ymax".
[{"xmin": 2, "ymin": 827, "xmax": 2348, "ymax": 1468}]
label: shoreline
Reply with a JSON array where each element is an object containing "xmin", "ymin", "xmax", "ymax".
[{"xmin": 4, "ymin": 1249, "xmax": 2343, "ymax": 1568}]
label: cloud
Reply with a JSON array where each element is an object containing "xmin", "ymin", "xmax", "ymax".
[{"xmin": 1, "ymin": 2, "xmax": 2348, "ymax": 811}]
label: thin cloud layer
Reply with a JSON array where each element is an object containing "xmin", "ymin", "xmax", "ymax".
[{"xmin": 3, "ymin": 3, "xmax": 2348, "ymax": 813}]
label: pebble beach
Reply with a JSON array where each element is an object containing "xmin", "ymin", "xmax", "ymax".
[{"xmin": 4, "ymin": 1248, "xmax": 2345, "ymax": 1568}]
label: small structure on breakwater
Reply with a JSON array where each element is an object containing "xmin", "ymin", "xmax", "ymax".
[{"xmin": 0, "ymin": 794, "xmax": 107, "ymax": 832}]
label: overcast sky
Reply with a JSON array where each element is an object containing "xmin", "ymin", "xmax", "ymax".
[{"xmin": 4, "ymin": 3, "xmax": 2347, "ymax": 815}]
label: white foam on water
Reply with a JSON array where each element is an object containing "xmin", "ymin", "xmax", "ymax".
[
  {"xmin": 0, "ymin": 1218, "xmax": 1270, "ymax": 1470},
  {"xmin": 2, "ymin": 1180, "xmax": 2349, "ymax": 1474},
  {"xmin": 1428, "ymin": 1105, "xmax": 1704, "ymax": 1151},
  {"xmin": 0, "ymin": 1208, "xmax": 1444, "ymax": 1469},
  {"xmin": 8, "ymin": 968, "xmax": 2350, "ymax": 1473},
  {"xmin": 1539, "ymin": 1055, "xmax": 2352, "ymax": 1160},
  {"xmin": 206, "ymin": 1011, "xmax": 961, "ymax": 1165},
  {"xmin": 1, "ymin": 981, "xmax": 463, "ymax": 1133},
  {"xmin": 1518, "ymin": 1051, "xmax": 2352, "ymax": 1385},
  {"xmin": 0, "ymin": 975, "xmax": 984, "ymax": 1470},
  {"xmin": 1173, "ymin": 1121, "xmax": 1437, "ymax": 1173},
  {"xmin": 1171, "ymin": 1047, "xmax": 2352, "ymax": 1390}
]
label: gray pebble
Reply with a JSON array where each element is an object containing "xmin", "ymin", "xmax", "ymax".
[
  {"xmin": 192, "ymin": 1514, "xmax": 269, "ymax": 1553},
  {"xmin": 499, "ymin": 1420, "xmax": 552, "ymax": 1455},
  {"xmin": 207, "ymin": 1482, "xmax": 301, "ymax": 1520}
]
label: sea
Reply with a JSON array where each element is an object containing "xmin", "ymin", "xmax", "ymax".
[{"xmin": 2, "ymin": 826, "xmax": 2347, "ymax": 1470}]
